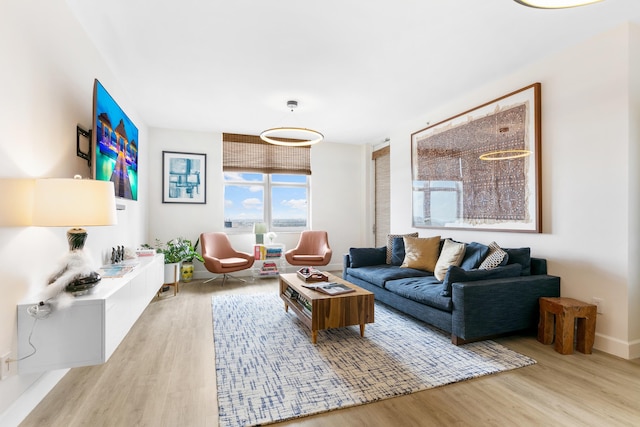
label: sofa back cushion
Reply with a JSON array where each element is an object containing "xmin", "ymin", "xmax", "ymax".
[
  {"xmin": 349, "ymin": 246, "xmax": 387, "ymax": 268},
  {"xmin": 391, "ymin": 237, "xmax": 407, "ymax": 266},
  {"xmin": 440, "ymin": 264, "xmax": 523, "ymax": 297},
  {"xmin": 434, "ymin": 239, "xmax": 466, "ymax": 281},
  {"xmin": 459, "ymin": 242, "xmax": 490, "ymax": 270},
  {"xmin": 505, "ymin": 247, "xmax": 532, "ymax": 275},
  {"xmin": 401, "ymin": 235, "xmax": 441, "ymax": 272}
]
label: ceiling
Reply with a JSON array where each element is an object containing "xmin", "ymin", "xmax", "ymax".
[{"xmin": 66, "ymin": 0, "xmax": 640, "ymax": 145}]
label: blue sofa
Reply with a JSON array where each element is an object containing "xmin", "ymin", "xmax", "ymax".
[{"xmin": 343, "ymin": 241, "xmax": 560, "ymax": 344}]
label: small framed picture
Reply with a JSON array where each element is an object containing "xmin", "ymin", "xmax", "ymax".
[{"xmin": 162, "ymin": 151, "xmax": 206, "ymax": 204}]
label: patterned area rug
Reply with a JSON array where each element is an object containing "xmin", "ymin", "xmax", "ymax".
[{"xmin": 212, "ymin": 294, "xmax": 535, "ymax": 426}]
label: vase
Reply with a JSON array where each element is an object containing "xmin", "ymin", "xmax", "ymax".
[
  {"xmin": 164, "ymin": 262, "xmax": 180, "ymax": 284},
  {"xmin": 181, "ymin": 261, "xmax": 194, "ymax": 282}
]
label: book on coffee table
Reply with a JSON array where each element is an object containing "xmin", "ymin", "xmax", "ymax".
[{"xmin": 303, "ymin": 282, "xmax": 355, "ymax": 295}]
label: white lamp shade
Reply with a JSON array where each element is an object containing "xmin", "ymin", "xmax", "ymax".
[
  {"xmin": 0, "ymin": 178, "xmax": 35, "ymax": 226},
  {"xmin": 514, "ymin": 0, "xmax": 603, "ymax": 8},
  {"xmin": 32, "ymin": 178, "xmax": 117, "ymax": 227}
]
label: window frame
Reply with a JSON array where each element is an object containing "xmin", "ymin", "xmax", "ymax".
[{"xmin": 223, "ymin": 171, "xmax": 310, "ymax": 233}]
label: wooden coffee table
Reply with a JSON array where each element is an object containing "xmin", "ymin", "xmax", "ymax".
[{"xmin": 279, "ymin": 272, "xmax": 375, "ymax": 344}]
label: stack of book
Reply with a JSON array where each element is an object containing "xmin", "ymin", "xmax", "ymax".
[
  {"xmin": 266, "ymin": 247, "xmax": 282, "ymax": 258},
  {"xmin": 284, "ymin": 285, "xmax": 299, "ymax": 300},
  {"xmin": 254, "ymin": 245, "xmax": 283, "ymax": 260},
  {"xmin": 259, "ymin": 261, "xmax": 279, "ymax": 276},
  {"xmin": 297, "ymin": 294, "xmax": 312, "ymax": 316}
]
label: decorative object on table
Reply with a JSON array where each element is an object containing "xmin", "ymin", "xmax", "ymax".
[
  {"xmin": 136, "ymin": 248, "xmax": 156, "ymax": 257},
  {"xmin": 260, "ymin": 100, "xmax": 324, "ymax": 146},
  {"xmin": 162, "ymin": 151, "xmax": 206, "ymax": 204},
  {"xmin": 410, "ymin": 83, "xmax": 541, "ymax": 232},
  {"xmin": 266, "ymin": 231, "xmax": 277, "ymax": 244},
  {"xmin": 111, "ymin": 245, "xmax": 126, "ymax": 264},
  {"xmin": 253, "ymin": 222, "xmax": 267, "ymax": 244},
  {"xmin": 296, "ymin": 267, "xmax": 328, "ymax": 282},
  {"xmin": 212, "ymin": 294, "xmax": 536, "ymax": 427},
  {"xmin": 32, "ymin": 177, "xmax": 117, "ymax": 307}
]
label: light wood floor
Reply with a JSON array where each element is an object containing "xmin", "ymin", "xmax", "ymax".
[{"xmin": 21, "ymin": 276, "xmax": 640, "ymax": 427}]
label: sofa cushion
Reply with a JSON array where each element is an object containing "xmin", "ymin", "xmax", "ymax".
[
  {"xmin": 478, "ymin": 241, "xmax": 509, "ymax": 270},
  {"xmin": 440, "ymin": 264, "xmax": 523, "ymax": 297},
  {"xmin": 349, "ymin": 246, "xmax": 387, "ymax": 268},
  {"xmin": 391, "ymin": 237, "xmax": 407, "ymax": 266},
  {"xmin": 434, "ymin": 239, "xmax": 466, "ymax": 281},
  {"xmin": 459, "ymin": 242, "xmax": 490, "ymax": 270},
  {"xmin": 385, "ymin": 277, "xmax": 453, "ymax": 312},
  {"xmin": 386, "ymin": 232, "xmax": 418, "ymax": 264},
  {"xmin": 505, "ymin": 247, "xmax": 532, "ymax": 276},
  {"xmin": 346, "ymin": 264, "xmax": 432, "ymax": 288},
  {"xmin": 401, "ymin": 235, "xmax": 441, "ymax": 272}
]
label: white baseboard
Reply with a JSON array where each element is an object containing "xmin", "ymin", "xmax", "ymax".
[
  {"xmin": 594, "ymin": 333, "xmax": 638, "ymax": 359},
  {"xmin": 0, "ymin": 369, "xmax": 68, "ymax": 427}
]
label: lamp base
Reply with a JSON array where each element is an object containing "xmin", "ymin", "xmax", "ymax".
[
  {"xmin": 67, "ymin": 228, "xmax": 88, "ymax": 251},
  {"xmin": 65, "ymin": 271, "xmax": 102, "ymax": 295}
]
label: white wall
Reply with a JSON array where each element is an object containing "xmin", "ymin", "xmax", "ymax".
[
  {"xmin": 388, "ymin": 23, "xmax": 640, "ymax": 359},
  {"xmin": 0, "ymin": 0, "xmax": 148, "ymax": 421},
  {"xmin": 147, "ymin": 128, "xmax": 368, "ymax": 277}
]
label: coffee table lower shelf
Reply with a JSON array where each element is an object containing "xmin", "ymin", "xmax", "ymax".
[{"xmin": 279, "ymin": 272, "xmax": 375, "ymax": 344}]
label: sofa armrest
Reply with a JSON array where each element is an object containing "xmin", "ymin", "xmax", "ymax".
[
  {"xmin": 530, "ymin": 257, "xmax": 547, "ymax": 275},
  {"xmin": 343, "ymin": 253, "xmax": 351, "ymax": 277},
  {"xmin": 451, "ymin": 274, "xmax": 560, "ymax": 341}
]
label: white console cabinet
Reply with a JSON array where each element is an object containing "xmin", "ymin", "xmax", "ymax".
[{"xmin": 17, "ymin": 255, "xmax": 164, "ymax": 373}]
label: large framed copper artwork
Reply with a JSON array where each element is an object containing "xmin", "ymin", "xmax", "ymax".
[{"xmin": 411, "ymin": 83, "xmax": 541, "ymax": 232}]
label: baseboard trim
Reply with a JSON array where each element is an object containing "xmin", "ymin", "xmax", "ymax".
[
  {"xmin": 594, "ymin": 333, "xmax": 637, "ymax": 359},
  {"xmin": 0, "ymin": 369, "xmax": 68, "ymax": 427}
]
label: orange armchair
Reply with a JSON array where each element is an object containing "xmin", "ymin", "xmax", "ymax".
[
  {"xmin": 200, "ymin": 232, "xmax": 255, "ymax": 285},
  {"xmin": 285, "ymin": 230, "xmax": 332, "ymax": 266}
]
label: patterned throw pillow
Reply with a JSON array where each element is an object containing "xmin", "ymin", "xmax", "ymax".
[
  {"xmin": 478, "ymin": 241, "xmax": 509, "ymax": 270},
  {"xmin": 400, "ymin": 235, "xmax": 441, "ymax": 272},
  {"xmin": 434, "ymin": 239, "xmax": 466, "ymax": 281},
  {"xmin": 386, "ymin": 232, "xmax": 418, "ymax": 264}
]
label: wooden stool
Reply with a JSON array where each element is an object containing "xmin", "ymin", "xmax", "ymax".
[{"xmin": 538, "ymin": 297, "xmax": 597, "ymax": 355}]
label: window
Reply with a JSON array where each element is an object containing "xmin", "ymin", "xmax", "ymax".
[{"xmin": 224, "ymin": 172, "xmax": 309, "ymax": 231}]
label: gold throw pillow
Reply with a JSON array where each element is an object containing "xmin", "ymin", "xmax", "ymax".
[{"xmin": 401, "ymin": 235, "xmax": 441, "ymax": 272}]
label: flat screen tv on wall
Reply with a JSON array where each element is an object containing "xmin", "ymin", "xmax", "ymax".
[{"xmin": 92, "ymin": 79, "xmax": 139, "ymax": 201}]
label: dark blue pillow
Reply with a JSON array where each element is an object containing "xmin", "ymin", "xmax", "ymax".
[
  {"xmin": 440, "ymin": 264, "xmax": 523, "ymax": 297},
  {"xmin": 505, "ymin": 247, "xmax": 531, "ymax": 276},
  {"xmin": 459, "ymin": 242, "xmax": 490, "ymax": 270},
  {"xmin": 391, "ymin": 237, "xmax": 406, "ymax": 266},
  {"xmin": 349, "ymin": 247, "xmax": 387, "ymax": 268}
]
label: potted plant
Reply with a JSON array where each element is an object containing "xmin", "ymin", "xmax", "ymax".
[
  {"xmin": 180, "ymin": 237, "xmax": 201, "ymax": 282},
  {"xmin": 142, "ymin": 237, "xmax": 203, "ymax": 284}
]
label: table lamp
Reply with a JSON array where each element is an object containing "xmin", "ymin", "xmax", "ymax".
[
  {"xmin": 33, "ymin": 177, "xmax": 117, "ymax": 298},
  {"xmin": 0, "ymin": 178, "xmax": 34, "ymax": 226},
  {"xmin": 253, "ymin": 222, "xmax": 267, "ymax": 244}
]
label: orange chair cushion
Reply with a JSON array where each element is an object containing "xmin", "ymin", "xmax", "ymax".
[
  {"xmin": 220, "ymin": 257, "xmax": 251, "ymax": 268},
  {"xmin": 292, "ymin": 255, "xmax": 324, "ymax": 261}
]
